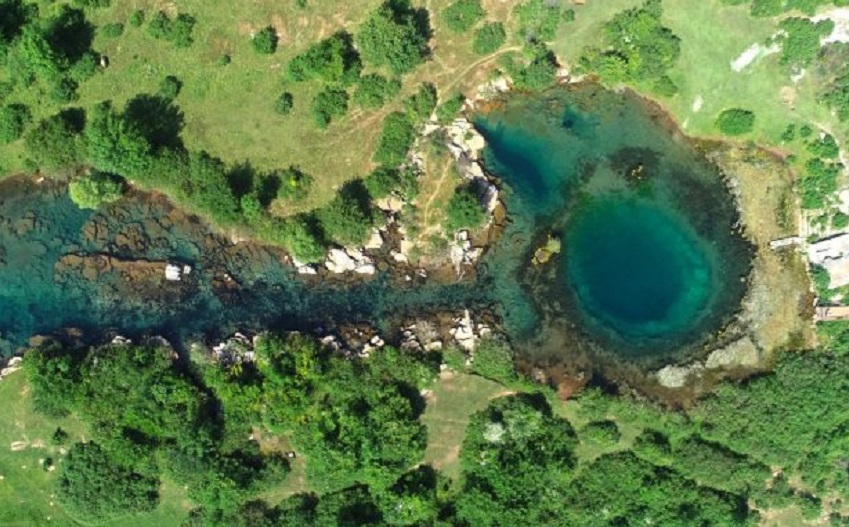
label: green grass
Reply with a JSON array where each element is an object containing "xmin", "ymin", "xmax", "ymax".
[
  {"xmin": 0, "ymin": 372, "xmax": 190, "ymax": 527},
  {"xmin": 420, "ymin": 372, "xmax": 507, "ymax": 481}
]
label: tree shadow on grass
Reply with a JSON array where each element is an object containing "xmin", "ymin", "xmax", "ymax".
[{"xmin": 124, "ymin": 94, "xmax": 185, "ymax": 150}]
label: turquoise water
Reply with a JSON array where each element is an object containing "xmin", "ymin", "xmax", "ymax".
[
  {"xmin": 0, "ymin": 84, "xmax": 751, "ymax": 366},
  {"xmin": 475, "ymin": 84, "xmax": 752, "ymax": 359}
]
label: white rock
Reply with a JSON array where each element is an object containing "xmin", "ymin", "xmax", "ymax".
[
  {"xmin": 182, "ymin": 265, "xmax": 192, "ymax": 275},
  {"xmin": 346, "ymin": 248, "xmax": 367, "ymax": 262},
  {"xmin": 656, "ymin": 363, "xmax": 704, "ymax": 388},
  {"xmin": 705, "ymin": 339, "xmax": 760, "ymax": 369},
  {"xmin": 464, "ymin": 248, "xmax": 483, "ymax": 264},
  {"xmin": 7, "ymin": 357, "xmax": 22, "ymax": 367},
  {"xmin": 425, "ymin": 341, "xmax": 443, "ymax": 351},
  {"xmin": 165, "ymin": 264, "xmax": 182, "ymax": 281},
  {"xmin": 354, "ymin": 264, "xmax": 376, "ymax": 275},
  {"xmin": 365, "ymin": 230, "xmax": 384, "ymax": 250},
  {"xmin": 297, "ymin": 265, "xmax": 318, "ymax": 275},
  {"xmin": 392, "ymin": 251, "xmax": 409, "ymax": 263},
  {"xmin": 480, "ymin": 183, "xmax": 499, "ymax": 212},
  {"xmin": 326, "ymin": 249, "xmax": 356, "ymax": 273}
]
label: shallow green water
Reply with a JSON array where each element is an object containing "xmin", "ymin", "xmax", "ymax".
[
  {"xmin": 475, "ymin": 84, "xmax": 752, "ymax": 359},
  {"xmin": 0, "ymin": 84, "xmax": 751, "ymax": 366}
]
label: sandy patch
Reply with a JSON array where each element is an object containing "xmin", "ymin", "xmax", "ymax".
[
  {"xmin": 780, "ymin": 86, "xmax": 797, "ymax": 108},
  {"xmin": 730, "ymin": 42, "xmax": 781, "ymax": 72},
  {"xmin": 10, "ymin": 441, "xmax": 27, "ymax": 451}
]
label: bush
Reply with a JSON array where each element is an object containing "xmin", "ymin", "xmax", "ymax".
[
  {"xmin": 25, "ymin": 109, "xmax": 87, "ymax": 170},
  {"xmin": 68, "ymin": 172, "xmax": 125, "ymax": 209},
  {"xmin": 834, "ymin": 212, "xmax": 849, "ymax": 230},
  {"xmin": 471, "ymin": 339, "xmax": 516, "ymax": 384},
  {"xmin": 251, "ymin": 26, "xmax": 278, "ymax": 54},
  {"xmin": 404, "ymin": 82, "xmax": 438, "ymax": 124},
  {"xmin": 441, "ymin": 0, "xmax": 484, "ymax": 33},
  {"xmin": 285, "ymin": 32, "xmax": 361, "ymax": 85},
  {"xmin": 99, "ymin": 22, "xmax": 123, "ymax": 38},
  {"xmin": 436, "ymin": 93, "xmax": 464, "ymax": 124},
  {"xmin": 364, "ymin": 166, "xmax": 419, "ymax": 200},
  {"xmin": 581, "ymin": 420, "xmax": 622, "ymax": 447},
  {"xmin": 57, "ymin": 442, "xmax": 159, "ymax": 523},
  {"xmin": 357, "ymin": 0, "xmax": 430, "ymax": 75},
  {"xmin": 509, "ymin": 44, "xmax": 558, "ymax": 91},
  {"xmin": 352, "ymin": 74, "xmax": 401, "ymax": 109},
  {"xmin": 0, "ymin": 103, "xmax": 31, "ymax": 143},
  {"xmin": 653, "ymin": 75, "xmax": 678, "ymax": 97},
  {"xmin": 715, "ymin": 108, "xmax": 755, "ymax": 136},
  {"xmin": 446, "ymin": 183, "xmax": 485, "ymax": 232},
  {"xmin": 514, "ymin": 0, "xmax": 573, "ymax": 42},
  {"xmin": 311, "ymin": 87, "xmax": 348, "ymax": 129},
  {"xmin": 275, "ymin": 215, "xmax": 326, "ymax": 263},
  {"xmin": 129, "ymin": 10, "xmax": 144, "ymax": 28},
  {"xmin": 274, "ymin": 92, "xmax": 294, "ymax": 115},
  {"xmin": 276, "ymin": 166, "xmax": 313, "ymax": 200},
  {"xmin": 147, "ymin": 11, "xmax": 196, "ymax": 49},
  {"xmin": 472, "ymin": 22, "xmax": 506, "ymax": 55},
  {"xmin": 159, "ymin": 75, "xmax": 182, "ymax": 99},
  {"xmin": 799, "ymin": 158, "xmax": 841, "ymax": 209},
  {"xmin": 750, "ymin": 0, "xmax": 783, "ymax": 17},
  {"xmin": 374, "ymin": 112, "xmax": 416, "ymax": 166},
  {"xmin": 808, "ymin": 133, "xmax": 840, "ymax": 159},
  {"xmin": 317, "ymin": 180, "xmax": 374, "ymax": 246}
]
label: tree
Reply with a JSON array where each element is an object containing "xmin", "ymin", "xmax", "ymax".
[
  {"xmin": 472, "ymin": 22, "xmax": 506, "ymax": 55},
  {"xmin": 715, "ymin": 108, "xmax": 755, "ymax": 136},
  {"xmin": 778, "ymin": 17, "xmax": 834, "ymax": 67},
  {"xmin": 57, "ymin": 442, "xmax": 159, "ymax": 523},
  {"xmin": 441, "ymin": 0, "xmax": 484, "ymax": 33},
  {"xmin": 374, "ymin": 112, "xmax": 416, "ymax": 166},
  {"xmin": 147, "ymin": 11, "xmax": 196, "ymax": 48},
  {"xmin": 251, "ymin": 26, "xmax": 278, "ymax": 54},
  {"xmin": 0, "ymin": 102, "xmax": 30, "ymax": 143},
  {"xmin": 446, "ymin": 183, "xmax": 485, "ymax": 232},
  {"xmin": 353, "ymin": 74, "xmax": 401, "ymax": 110},
  {"xmin": 311, "ymin": 87, "xmax": 349, "ymax": 129},
  {"xmin": 85, "ymin": 101, "xmax": 153, "ymax": 177},
  {"xmin": 68, "ymin": 172, "xmax": 125, "ymax": 209},
  {"xmin": 285, "ymin": 32, "xmax": 361, "ymax": 85},
  {"xmin": 357, "ymin": 0, "xmax": 431, "ymax": 75},
  {"xmin": 455, "ymin": 394, "xmax": 578, "ymax": 527},
  {"xmin": 514, "ymin": 0, "xmax": 573, "ymax": 42}
]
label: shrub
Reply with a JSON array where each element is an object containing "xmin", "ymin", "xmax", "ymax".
[
  {"xmin": 357, "ymin": 0, "xmax": 430, "ymax": 75},
  {"xmin": 441, "ymin": 0, "xmax": 484, "ymax": 33},
  {"xmin": 285, "ymin": 32, "xmax": 361, "ymax": 85},
  {"xmin": 311, "ymin": 87, "xmax": 348, "ymax": 129},
  {"xmin": 510, "ymin": 44, "xmax": 558, "ymax": 91},
  {"xmin": 0, "ymin": 103, "xmax": 31, "ymax": 143},
  {"xmin": 352, "ymin": 74, "xmax": 401, "ymax": 109},
  {"xmin": 715, "ymin": 108, "xmax": 755, "ymax": 136},
  {"xmin": 374, "ymin": 112, "xmax": 416, "ymax": 166},
  {"xmin": 834, "ymin": 212, "xmax": 849, "ymax": 230},
  {"xmin": 472, "ymin": 22, "xmax": 506, "ymax": 55},
  {"xmin": 800, "ymin": 124, "xmax": 814, "ymax": 138},
  {"xmin": 159, "ymin": 75, "xmax": 182, "ymax": 99},
  {"xmin": 653, "ymin": 75, "xmax": 678, "ymax": 97},
  {"xmin": 446, "ymin": 183, "xmax": 485, "ymax": 232},
  {"xmin": 276, "ymin": 166, "xmax": 313, "ymax": 200},
  {"xmin": 799, "ymin": 158, "xmax": 840, "ymax": 209},
  {"xmin": 274, "ymin": 92, "xmax": 294, "ymax": 115},
  {"xmin": 68, "ymin": 172, "xmax": 125, "ymax": 209},
  {"xmin": 276, "ymin": 215, "xmax": 326, "ymax": 263},
  {"xmin": 251, "ymin": 26, "xmax": 278, "ymax": 54},
  {"xmin": 581, "ymin": 420, "xmax": 622, "ymax": 447}
]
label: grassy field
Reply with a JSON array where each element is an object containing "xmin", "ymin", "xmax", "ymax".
[{"xmin": 553, "ymin": 0, "xmax": 845, "ymax": 147}]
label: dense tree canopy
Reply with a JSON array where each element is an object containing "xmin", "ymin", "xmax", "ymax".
[
  {"xmin": 441, "ymin": 0, "xmax": 484, "ymax": 34},
  {"xmin": 356, "ymin": 0, "xmax": 431, "ymax": 75},
  {"xmin": 286, "ymin": 32, "xmax": 362, "ymax": 85},
  {"xmin": 68, "ymin": 171, "xmax": 125, "ymax": 209}
]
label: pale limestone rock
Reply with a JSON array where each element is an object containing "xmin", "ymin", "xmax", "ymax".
[
  {"xmin": 365, "ymin": 230, "xmax": 384, "ymax": 250},
  {"xmin": 325, "ymin": 249, "xmax": 356, "ymax": 273},
  {"xmin": 165, "ymin": 264, "xmax": 182, "ymax": 281},
  {"xmin": 656, "ymin": 363, "xmax": 704, "ymax": 388},
  {"xmin": 354, "ymin": 264, "xmax": 376, "ymax": 275},
  {"xmin": 705, "ymin": 338, "xmax": 761, "ymax": 369}
]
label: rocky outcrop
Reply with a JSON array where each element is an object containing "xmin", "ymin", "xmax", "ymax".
[
  {"xmin": 324, "ymin": 248, "xmax": 376, "ymax": 275},
  {"xmin": 449, "ymin": 309, "xmax": 492, "ymax": 351},
  {"xmin": 0, "ymin": 356, "xmax": 23, "ymax": 381},
  {"xmin": 656, "ymin": 362, "xmax": 705, "ymax": 388}
]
